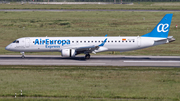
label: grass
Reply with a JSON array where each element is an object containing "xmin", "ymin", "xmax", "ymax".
[
  {"xmin": 0, "ymin": 11, "xmax": 180, "ymax": 56},
  {"xmin": 0, "ymin": 2, "xmax": 180, "ymax": 10},
  {"xmin": 0, "ymin": 66, "xmax": 180, "ymax": 101}
]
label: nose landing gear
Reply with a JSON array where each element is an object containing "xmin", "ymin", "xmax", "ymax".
[{"xmin": 20, "ymin": 52, "xmax": 25, "ymax": 58}]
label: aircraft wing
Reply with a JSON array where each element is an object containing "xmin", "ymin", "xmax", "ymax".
[
  {"xmin": 74, "ymin": 45, "xmax": 100, "ymax": 54},
  {"xmin": 61, "ymin": 38, "xmax": 108, "ymax": 54}
]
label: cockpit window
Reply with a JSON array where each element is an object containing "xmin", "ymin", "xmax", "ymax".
[{"xmin": 13, "ymin": 40, "xmax": 19, "ymax": 43}]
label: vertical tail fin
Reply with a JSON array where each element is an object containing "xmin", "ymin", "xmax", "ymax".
[{"xmin": 142, "ymin": 14, "xmax": 173, "ymax": 38}]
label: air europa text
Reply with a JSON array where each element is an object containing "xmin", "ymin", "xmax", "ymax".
[{"xmin": 34, "ymin": 39, "xmax": 70, "ymax": 46}]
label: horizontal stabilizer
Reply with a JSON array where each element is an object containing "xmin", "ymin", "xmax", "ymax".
[{"xmin": 168, "ymin": 36, "xmax": 175, "ymax": 43}]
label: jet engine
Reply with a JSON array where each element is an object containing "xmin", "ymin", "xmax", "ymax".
[{"xmin": 61, "ymin": 49, "xmax": 76, "ymax": 57}]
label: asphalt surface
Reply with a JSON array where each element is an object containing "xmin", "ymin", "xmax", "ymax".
[
  {"xmin": 0, "ymin": 9, "xmax": 180, "ymax": 12},
  {"xmin": 0, "ymin": 55, "xmax": 180, "ymax": 67}
]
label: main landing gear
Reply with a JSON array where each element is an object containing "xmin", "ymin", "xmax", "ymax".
[
  {"xmin": 85, "ymin": 54, "xmax": 90, "ymax": 59},
  {"xmin": 20, "ymin": 52, "xmax": 25, "ymax": 58}
]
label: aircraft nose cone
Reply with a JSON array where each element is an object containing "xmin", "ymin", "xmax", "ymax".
[{"xmin": 5, "ymin": 45, "xmax": 11, "ymax": 50}]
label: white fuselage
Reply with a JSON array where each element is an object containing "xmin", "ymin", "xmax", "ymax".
[{"xmin": 5, "ymin": 36, "xmax": 168, "ymax": 53}]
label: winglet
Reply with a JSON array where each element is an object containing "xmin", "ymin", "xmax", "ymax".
[
  {"xmin": 99, "ymin": 38, "xmax": 107, "ymax": 46},
  {"xmin": 105, "ymin": 34, "xmax": 107, "ymax": 37}
]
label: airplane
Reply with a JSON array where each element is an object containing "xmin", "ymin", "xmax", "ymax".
[{"xmin": 5, "ymin": 14, "xmax": 175, "ymax": 59}]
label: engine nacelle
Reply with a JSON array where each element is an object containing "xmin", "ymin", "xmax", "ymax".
[{"xmin": 61, "ymin": 49, "xmax": 76, "ymax": 57}]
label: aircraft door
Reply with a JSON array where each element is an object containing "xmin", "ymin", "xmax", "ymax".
[
  {"xmin": 137, "ymin": 37, "xmax": 141, "ymax": 47},
  {"xmin": 25, "ymin": 38, "xmax": 30, "ymax": 48}
]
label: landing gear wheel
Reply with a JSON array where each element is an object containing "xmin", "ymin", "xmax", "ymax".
[
  {"xmin": 85, "ymin": 54, "xmax": 90, "ymax": 59},
  {"xmin": 20, "ymin": 52, "xmax": 25, "ymax": 59},
  {"xmin": 21, "ymin": 55, "xmax": 25, "ymax": 59}
]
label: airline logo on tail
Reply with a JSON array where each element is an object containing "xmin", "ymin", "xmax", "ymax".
[
  {"xmin": 142, "ymin": 14, "xmax": 173, "ymax": 38},
  {"xmin": 157, "ymin": 23, "xmax": 169, "ymax": 32}
]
